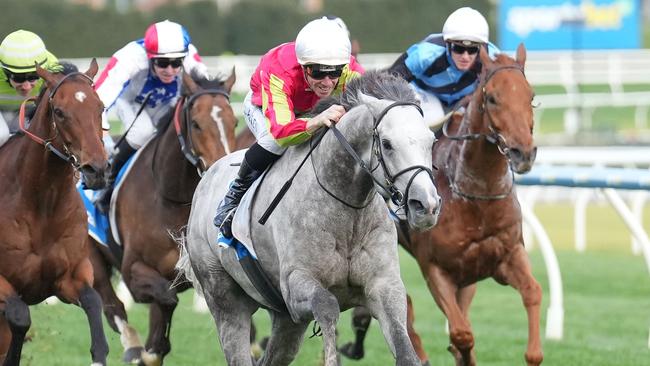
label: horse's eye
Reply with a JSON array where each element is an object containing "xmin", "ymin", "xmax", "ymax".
[
  {"xmin": 53, "ymin": 108, "xmax": 65, "ymax": 120},
  {"xmin": 487, "ymin": 95, "xmax": 497, "ymax": 105},
  {"xmin": 381, "ymin": 139, "xmax": 393, "ymax": 150},
  {"xmin": 191, "ymin": 120, "xmax": 202, "ymax": 131}
]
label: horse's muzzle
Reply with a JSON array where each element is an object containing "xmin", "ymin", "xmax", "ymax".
[
  {"xmin": 509, "ymin": 146, "xmax": 537, "ymax": 174},
  {"xmin": 80, "ymin": 163, "xmax": 109, "ymax": 190},
  {"xmin": 406, "ymin": 192, "xmax": 441, "ymax": 231}
]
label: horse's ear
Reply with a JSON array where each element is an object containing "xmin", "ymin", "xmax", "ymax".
[
  {"xmin": 182, "ymin": 71, "xmax": 198, "ymax": 95},
  {"xmin": 223, "ymin": 66, "xmax": 236, "ymax": 94},
  {"xmin": 358, "ymin": 91, "xmax": 379, "ymax": 105},
  {"xmin": 515, "ymin": 43, "xmax": 527, "ymax": 69},
  {"xmin": 36, "ymin": 63, "xmax": 56, "ymax": 87},
  {"xmin": 479, "ymin": 45, "xmax": 491, "ymax": 70},
  {"xmin": 85, "ymin": 58, "xmax": 99, "ymax": 79}
]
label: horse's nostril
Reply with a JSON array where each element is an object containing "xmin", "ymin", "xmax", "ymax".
[{"xmin": 408, "ymin": 199, "xmax": 425, "ymax": 213}]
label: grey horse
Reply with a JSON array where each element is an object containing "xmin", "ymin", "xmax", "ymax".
[{"xmin": 176, "ymin": 71, "xmax": 441, "ymax": 365}]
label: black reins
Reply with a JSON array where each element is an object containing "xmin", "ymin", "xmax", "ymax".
[{"xmin": 259, "ymin": 101, "xmax": 434, "ymax": 224}]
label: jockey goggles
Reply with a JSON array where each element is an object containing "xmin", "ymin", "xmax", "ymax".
[
  {"xmin": 305, "ymin": 64, "xmax": 345, "ymax": 80},
  {"xmin": 5, "ymin": 70, "xmax": 39, "ymax": 83},
  {"xmin": 152, "ymin": 57, "xmax": 184, "ymax": 69},
  {"xmin": 448, "ymin": 42, "xmax": 480, "ymax": 55}
]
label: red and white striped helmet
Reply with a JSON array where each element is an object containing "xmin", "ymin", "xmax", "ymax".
[{"xmin": 144, "ymin": 20, "xmax": 190, "ymax": 59}]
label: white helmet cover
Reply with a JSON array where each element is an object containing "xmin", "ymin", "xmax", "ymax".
[
  {"xmin": 442, "ymin": 7, "xmax": 489, "ymax": 44},
  {"xmin": 295, "ymin": 18, "xmax": 351, "ymax": 66}
]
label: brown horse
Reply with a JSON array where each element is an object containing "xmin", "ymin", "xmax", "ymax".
[
  {"xmin": 0, "ymin": 60, "xmax": 109, "ymax": 365},
  {"xmin": 88, "ymin": 69, "xmax": 237, "ymax": 365},
  {"xmin": 340, "ymin": 44, "xmax": 543, "ymax": 366}
]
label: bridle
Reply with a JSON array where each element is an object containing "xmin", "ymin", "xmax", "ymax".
[
  {"xmin": 18, "ymin": 72, "xmax": 96, "ymax": 170},
  {"xmin": 442, "ymin": 65, "xmax": 525, "ymax": 157},
  {"xmin": 172, "ymin": 88, "xmax": 230, "ymax": 176},
  {"xmin": 317, "ymin": 101, "xmax": 435, "ymax": 213},
  {"xmin": 441, "ymin": 64, "xmax": 525, "ymax": 200}
]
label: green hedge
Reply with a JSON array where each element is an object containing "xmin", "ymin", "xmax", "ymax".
[{"xmin": 0, "ymin": 0, "xmax": 491, "ymax": 57}]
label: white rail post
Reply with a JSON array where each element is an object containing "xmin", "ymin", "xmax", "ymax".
[
  {"xmin": 519, "ymin": 199, "xmax": 564, "ymax": 340},
  {"xmin": 601, "ymin": 188, "xmax": 650, "ymax": 275}
]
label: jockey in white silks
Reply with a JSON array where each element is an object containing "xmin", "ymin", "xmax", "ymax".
[
  {"xmin": 387, "ymin": 7, "xmax": 501, "ymax": 127},
  {"xmin": 94, "ymin": 20, "xmax": 209, "ymax": 213}
]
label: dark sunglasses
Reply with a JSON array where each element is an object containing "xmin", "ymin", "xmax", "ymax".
[
  {"xmin": 7, "ymin": 72, "xmax": 40, "ymax": 83},
  {"xmin": 306, "ymin": 65, "xmax": 344, "ymax": 80},
  {"xmin": 449, "ymin": 43, "xmax": 480, "ymax": 55},
  {"xmin": 152, "ymin": 58, "xmax": 184, "ymax": 69}
]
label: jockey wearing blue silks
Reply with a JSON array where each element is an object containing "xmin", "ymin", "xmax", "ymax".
[{"xmin": 388, "ymin": 7, "xmax": 500, "ymax": 125}]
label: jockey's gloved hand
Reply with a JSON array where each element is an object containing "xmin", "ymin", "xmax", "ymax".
[{"xmin": 306, "ymin": 104, "xmax": 346, "ymax": 133}]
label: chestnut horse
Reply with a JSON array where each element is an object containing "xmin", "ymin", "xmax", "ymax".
[
  {"xmin": 88, "ymin": 70, "xmax": 237, "ymax": 365},
  {"xmin": 0, "ymin": 60, "xmax": 109, "ymax": 365},
  {"xmin": 340, "ymin": 44, "xmax": 543, "ymax": 366}
]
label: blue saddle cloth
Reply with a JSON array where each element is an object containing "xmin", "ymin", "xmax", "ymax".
[{"xmin": 77, "ymin": 155, "xmax": 136, "ymax": 248}]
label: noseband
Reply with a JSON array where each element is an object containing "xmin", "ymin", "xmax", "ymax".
[
  {"xmin": 173, "ymin": 88, "xmax": 230, "ymax": 176},
  {"xmin": 324, "ymin": 101, "xmax": 435, "ymax": 213},
  {"xmin": 19, "ymin": 72, "xmax": 95, "ymax": 170}
]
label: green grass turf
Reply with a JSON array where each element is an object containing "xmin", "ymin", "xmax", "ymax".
[{"xmin": 19, "ymin": 204, "xmax": 650, "ymax": 365}]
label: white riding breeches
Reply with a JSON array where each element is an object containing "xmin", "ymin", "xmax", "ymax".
[
  {"xmin": 114, "ymin": 98, "xmax": 171, "ymax": 149},
  {"xmin": 243, "ymin": 91, "xmax": 286, "ymax": 155},
  {"xmin": 410, "ymin": 85, "xmax": 446, "ymax": 127}
]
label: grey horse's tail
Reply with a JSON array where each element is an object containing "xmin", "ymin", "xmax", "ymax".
[{"xmin": 171, "ymin": 226, "xmax": 204, "ymax": 296}]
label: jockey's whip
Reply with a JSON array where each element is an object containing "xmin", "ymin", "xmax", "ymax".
[
  {"xmin": 113, "ymin": 91, "xmax": 153, "ymax": 149},
  {"xmin": 258, "ymin": 128, "xmax": 327, "ymax": 225}
]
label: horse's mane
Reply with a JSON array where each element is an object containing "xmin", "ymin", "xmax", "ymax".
[
  {"xmin": 312, "ymin": 70, "xmax": 418, "ymax": 115},
  {"xmin": 181, "ymin": 69, "xmax": 227, "ymax": 96}
]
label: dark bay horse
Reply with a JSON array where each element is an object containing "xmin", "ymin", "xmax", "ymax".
[
  {"xmin": 178, "ymin": 71, "xmax": 441, "ymax": 366},
  {"xmin": 341, "ymin": 44, "xmax": 543, "ymax": 366},
  {"xmin": 87, "ymin": 70, "xmax": 237, "ymax": 365},
  {"xmin": 0, "ymin": 60, "xmax": 109, "ymax": 365}
]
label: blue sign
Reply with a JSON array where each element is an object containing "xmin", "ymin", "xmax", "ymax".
[{"xmin": 499, "ymin": 0, "xmax": 640, "ymax": 50}]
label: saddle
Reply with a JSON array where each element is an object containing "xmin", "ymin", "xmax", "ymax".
[{"xmin": 216, "ymin": 168, "xmax": 288, "ymax": 313}]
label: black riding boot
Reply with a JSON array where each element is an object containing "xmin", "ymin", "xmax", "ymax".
[
  {"xmin": 214, "ymin": 143, "xmax": 280, "ymax": 238},
  {"xmin": 95, "ymin": 139, "xmax": 137, "ymax": 214}
]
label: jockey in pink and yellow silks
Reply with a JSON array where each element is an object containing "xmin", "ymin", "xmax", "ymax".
[
  {"xmin": 213, "ymin": 17, "xmax": 364, "ymax": 240},
  {"xmin": 250, "ymin": 41, "xmax": 363, "ymax": 147}
]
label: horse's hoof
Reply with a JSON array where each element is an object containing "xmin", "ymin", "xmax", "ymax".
[
  {"xmin": 338, "ymin": 342, "xmax": 364, "ymax": 360},
  {"xmin": 250, "ymin": 342, "xmax": 263, "ymax": 360},
  {"xmin": 141, "ymin": 350, "xmax": 162, "ymax": 366},
  {"xmin": 422, "ymin": 361, "xmax": 432, "ymax": 366},
  {"xmin": 123, "ymin": 347, "xmax": 144, "ymax": 364}
]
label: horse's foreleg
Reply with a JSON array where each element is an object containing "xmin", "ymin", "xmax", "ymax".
[
  {"xmin": 406, "ymin": 294, "xmax": 430, "ymax": 366},
  {"xmin": 285, "ymin": 270, "xmax": 340, "ymax": 366},
  {"xmin": 78, "ymin": 285, "xmax": 109, "ymax": 366},
  {"xmin": 126, "ymin": 262, "xmax": 178, "ymax": 306},
  {"xmin": 88, "ymin": 244, "xmax": 143, "ymax": 363},
  {"xmin": 338, "ymin": 306, "xmax": 371, "ymax": 360},
  {"xmin": 0, "ymin": 287, "xmax": 30, "ymax": 366},
  {"xmin": 141, "ymin": 300, "xmax": 176, "ymax": 366},
  {"xmin": 364, "ymin": 277, "xmax": 420, "ymax": 366},
  {"xmin": 257, "ymin": 312, "xmax": 308, "ymax": 366},
  {"xmin": 58, "ymin": 259, "xmax": 108, "ymax": 366},
  {"xmin": 497, "ymin": 246, "xmax": 543, "ymax": 366},
  {"xmin": 447, "ymin": 285, "xmax": 478, "ymax": 365},
  {"xmin": 425, "ymin": 265, "xmax": 474, "ymax": 366}
]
